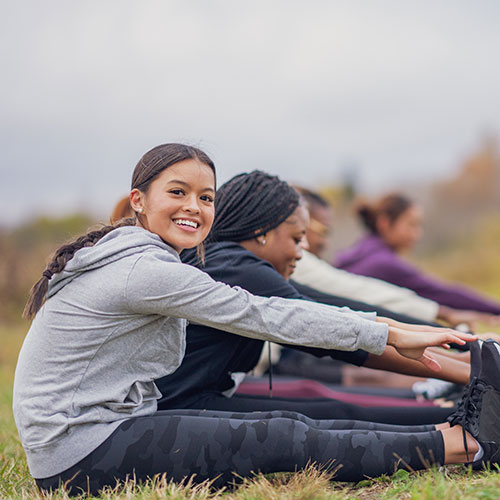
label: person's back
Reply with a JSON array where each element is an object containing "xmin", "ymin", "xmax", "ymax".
[
  {"xmin": 335, "ymin": 232, "xmax": 397, "ymax": 279},
  {"xmin": 13, "ymin": 226, "xmax": 192, "ymax": 477},
  {"xmin": 336, "ymin": 193, "xmax": 500, "ymax": 315}
]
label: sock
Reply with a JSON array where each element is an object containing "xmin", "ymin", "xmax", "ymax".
[{"xmin": 473, "ymin": 440, "xmax": 484, "ymax": 462}]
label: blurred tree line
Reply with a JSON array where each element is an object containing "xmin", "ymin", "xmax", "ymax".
[
  {"xmin": 2, "ymin": 136, "xmax": 499, "ymax": 325},
  {"xmin": 0, "ymin": 215, "xmax": 96, "ymax": 324}
]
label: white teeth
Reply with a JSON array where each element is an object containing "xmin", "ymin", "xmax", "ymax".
[{"xmin": 174, "ymin": 219, "xmax": 198, "ymax": 228}]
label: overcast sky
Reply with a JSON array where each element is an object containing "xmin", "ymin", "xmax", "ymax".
[{"xmin": 2, "ymin": 0, "xmax": 500, "ymax": 225}]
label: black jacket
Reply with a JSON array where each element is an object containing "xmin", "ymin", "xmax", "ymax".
[{"xmin": 155, "ymin": 242, "xmax": 377, "ymax": 407}]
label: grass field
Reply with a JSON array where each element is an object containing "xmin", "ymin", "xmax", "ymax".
[
  {"xmin": 2, "ymin": 220, "xmax": 500, "ymax": 498},
  {"xmin": 4, "ymin": 329, "xmax": 500, "ymax": 499}
]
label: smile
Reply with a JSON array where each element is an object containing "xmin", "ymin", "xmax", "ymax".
[{"xmin": 173, "ymin": 219, "xmax": 200, "ymax": 230}]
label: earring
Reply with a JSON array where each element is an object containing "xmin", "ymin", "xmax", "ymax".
[
  {"xmin": 260, "ymin": 238, "xmax": 266, "ymax": 246},
  {"xmin": 136, "ymin": 208, "xmax": 143, "ymax": 214}
]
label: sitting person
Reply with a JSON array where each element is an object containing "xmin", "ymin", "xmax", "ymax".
[
  {"xmin": 154, "ymin": 171, "xmax": 471, "ymax": 425},
  {"xmin": 335, "ymin": 193, "xmax": 500, "ymax": 318},
  {"xmin": 16, "ymin": 143, "xmax": 495, "ymax": 496},
  {"xmin": 292, "ymin": 187, "xmax": 496, "ymax": 327}
]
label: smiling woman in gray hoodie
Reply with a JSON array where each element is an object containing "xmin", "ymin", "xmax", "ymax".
[{"xmin": 13, "ymin": 143, "xmax": 483, "ymax": 495}]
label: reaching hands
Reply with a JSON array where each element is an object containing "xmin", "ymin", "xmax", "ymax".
[
  {"xmin": 438, "ymin": 305, "xmax": 500, "ymax": 329},
  {"xmin": 377, "ymin": 316, "xmax": 477, "ymax": 372}
]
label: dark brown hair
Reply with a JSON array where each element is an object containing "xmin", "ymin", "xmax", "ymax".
[
  {"xmin": 24, "ymin": 143, "xmax": 216, "ymax": 319},
  {"xmin": 356, "ymin": 193, "xmax": 413, "ymax": 234}
]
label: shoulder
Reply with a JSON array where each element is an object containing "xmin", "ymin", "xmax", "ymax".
[
  {"xmin": 186, "ymin": 241, "xmax": 274, "ymax": 275},
  {"xmin": 185, "ymin": 241, "xmax": 301, "ymax": 298}
]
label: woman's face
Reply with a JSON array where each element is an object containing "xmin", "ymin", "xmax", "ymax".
[
  {"xmin": 130, "ymin": 159, "xmax": 216, "ymax": 252},
  {"xmin": 307, "ymin": 204, "xmax": 333, "ymax": 257},
  {"xmin": 242, "ymin": 204, "xmax": 310, "ymax": 280},
  {"xmin": 378, "ymin": 204, "xmax": 423, "ymax": 251}
]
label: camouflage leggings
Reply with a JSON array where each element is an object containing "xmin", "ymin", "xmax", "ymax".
[{"xmin": 36, "ymin": 409, "xmax": 444, "ymax": 496}]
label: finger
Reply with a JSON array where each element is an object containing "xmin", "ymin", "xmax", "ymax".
[
  {"xmin": 446, "ymin": 336, "xmax": 465, "ymax": 345},
  {"xmin": 419, "ymin": 353, "xmax": 442, "ymax": 373},
  {"xmin": 423, "ymin": 333, "xmax": 465, "ymax": 348},
  {"xmin": 443, "ymin": 332, "xmax": 477, "ymax": 344}
]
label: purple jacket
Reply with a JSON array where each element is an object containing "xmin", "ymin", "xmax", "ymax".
[{"xmin": 335, "ymin": 234, "xmax": 500, "ymax": 314}]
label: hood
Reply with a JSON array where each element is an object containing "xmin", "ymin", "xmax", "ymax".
[
  {"xmin": 181, "ymin": 241, "xmax": 242, "ymax": 267},
  {"xmin": 47, "ymin": 226, "xmax": 179, "ymax": 298},
  {"xmin": 336, "ymin": 234, "xmax": 387, "ymax": 268}
]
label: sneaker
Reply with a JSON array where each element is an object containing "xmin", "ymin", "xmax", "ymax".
[
  {"xmin": 448, "ymin": 339, "xmax": 500, "ymax": 467},
  {"xmin": 447, "ymin": 339, "xmax": 483, "ymax": 427},
  {"xmin": 413, "ymin": 379, "xmax": 461, "ymax": 400}
]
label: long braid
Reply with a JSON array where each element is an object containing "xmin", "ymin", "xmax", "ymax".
[
  {"xmin": 208, "ymin": 171, "xmax": 300, "ymax": 243},
  {"xmin": 23, "ymin": 218, "xmax": 135, "ymax": 319},
  {"xmin": 25, "ymin": 142, "xmax": 216, "ymax": 320}
]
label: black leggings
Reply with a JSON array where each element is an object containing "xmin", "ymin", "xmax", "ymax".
[
  {"xmin": 161, "ymin": 391, "xmax": 453, "ymax": 425},
  {"xmin": 36, "ymin": 409, "xmax": 444, "ymax": 496}
]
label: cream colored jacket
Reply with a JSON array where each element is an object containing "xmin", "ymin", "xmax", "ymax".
[{"xmin": 293, "ymin": 250, "xmax": 439, "ymax": 322}]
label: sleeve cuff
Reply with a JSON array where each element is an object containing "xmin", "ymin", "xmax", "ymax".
[{"xmin": 356, "ymin": 320, "xmax": 388, "ymax": 356}]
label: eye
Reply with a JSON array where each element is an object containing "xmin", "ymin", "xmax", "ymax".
[
  {"xmin": 200, "ymin": 194, "xmax": 214, "ymax": 203},
  {"xmin": 169, "ymin": 189, "xmax": 185, "ymax": 196}
]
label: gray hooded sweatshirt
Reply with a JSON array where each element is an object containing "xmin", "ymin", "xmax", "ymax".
[{"xmin": 13, "ymin": 226, "xmax": 388, "ymax": 479}]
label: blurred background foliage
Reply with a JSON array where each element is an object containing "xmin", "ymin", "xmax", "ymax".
[
  {"xmin": 0, "ymin": 215, "xmax": 95, "ymax": 323},
  {"xmin": 1, "ymin": 136, "xmax": 499, "ymax": 327}
]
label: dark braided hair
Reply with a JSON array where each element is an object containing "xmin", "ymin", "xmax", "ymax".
[
  {"xmin": 208, "ymin": 170, "xmax": 300, "ymax": 243},
  {"xmin": 24, "ymin": 143, "xmax": 216, "ymax": 320},
  {"xmin": 23, "ymin": 219, "xmax": 134, "ymax": 319},
  {"xmin": 293, "ymin": 186, "xmax": 330, "ymax": 210}
]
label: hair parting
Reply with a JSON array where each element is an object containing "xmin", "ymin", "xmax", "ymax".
[{"xmin": 24, "ymin": 143, "xmax": 216, "ymax": 320}]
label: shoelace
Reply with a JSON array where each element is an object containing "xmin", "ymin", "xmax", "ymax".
[{"xmin": 447, "ymin": 377, "xmax": 486, "ymax": 462}]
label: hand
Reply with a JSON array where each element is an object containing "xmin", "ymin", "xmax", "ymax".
[
  {"xmin": 476, "ymin": 332, "xmax": 500, "ymax": 343},
  {"xmin": 438, "ymin": 306, "xmax": 500, "ymax": 329},
  {"xmin": 382, "ymin": 319, "xmax": 477, "ymax": 372}
]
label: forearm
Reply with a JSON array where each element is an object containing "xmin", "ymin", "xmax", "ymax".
[
  {"xmin": 364, "ymin": 346, "xmax": 469, "ymax": 385},
  {"xmin": 428, "ymin": 346, "xmax": 470, "ymax": 363}
]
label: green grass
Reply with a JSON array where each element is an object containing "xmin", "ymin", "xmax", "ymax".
[
  {"xmin": 2, "ymin": 216, "xmax": 500, "ymax": 499},
  {"xmin": 4, "ymin": 323, "xmax": 500, "ymax": 499}
]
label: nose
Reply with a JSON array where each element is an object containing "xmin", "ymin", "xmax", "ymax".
[
  {"xmin": 301, "ymin": 235, "xmax": 310, "ymax": 251},
  {"xmin": 296, "ymin": 236, "xmax": 309, "ymax": 260},
  {"xmin": 183, "ymin": 194, "xmax": 201, "ymax": 214}
]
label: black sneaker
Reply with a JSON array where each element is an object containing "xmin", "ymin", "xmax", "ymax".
[
  {"xmin": 448, "ymin": 340, "xmax": 500, "ymax": 468},
  {"xmin": 447, "ymin": 339, "xmax": 483, "ymax": 428},
  {"xmin": 468, "ymin": 338, "xmax": 483, "ymax": 380}
]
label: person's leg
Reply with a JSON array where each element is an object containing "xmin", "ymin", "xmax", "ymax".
[
  {"xmin": 156, "ymin": 408, "xmax": 436, "ymax": 432},
  {"xmin": 176, "ymin": 391, "xmax": 453, "ymax": 425},
  {"xmin": 35, "ymin": 409, "xmax": 446, "ymax": 495},
  {"xmin": 237, "ymin": 377, "xmax": 432, "ymax": 406}
]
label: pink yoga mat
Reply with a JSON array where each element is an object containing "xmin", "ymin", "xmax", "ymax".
[{"xmin": 237, "ymin": 379, "xmax": 437, "ymax": 407}]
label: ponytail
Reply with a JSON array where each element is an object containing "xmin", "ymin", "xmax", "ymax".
[
  {"xmin": 355, "ymin": 193, "xmax": 413, "ymax": 234},
  {"xmin": 23, "ymin": 218, "xmax": 135, "ymax": 320},
  {"xmin": 355, "ymin": 199, "xmax": 378, "ymax": 233}
]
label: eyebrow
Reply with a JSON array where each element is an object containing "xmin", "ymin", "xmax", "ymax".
[{"xmin": 166, "ymin": 180, "xmax": 215, "ymax": 193}]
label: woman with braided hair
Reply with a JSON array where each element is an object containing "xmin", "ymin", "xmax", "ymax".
[
  {"xmin": 156, "ymin": 171, "xmax": 471, "ymax": 422},
  {"xmin": 14, "ymin": 144, "xmax": 494, "ymax": 496}
]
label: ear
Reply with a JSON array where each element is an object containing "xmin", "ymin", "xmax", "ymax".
[
  {"xmin": 130, "ymin": 189, "xmax": 145, "ymax": 214},
  {"xmin": 376, "ymin": 214, "xmax": 391, "ymax": 236},
  {"xmin": 256, "ymin": 234, "xmax": 267, "ymax": 246}
]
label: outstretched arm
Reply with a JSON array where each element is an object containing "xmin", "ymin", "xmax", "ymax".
[
  {"xmin": 377, "ymin": 316, "xmax": 477, "ymax": 371},
  {"xmin": 364, "ymin": 345, "xmax": 470, "ymax": 384}
]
